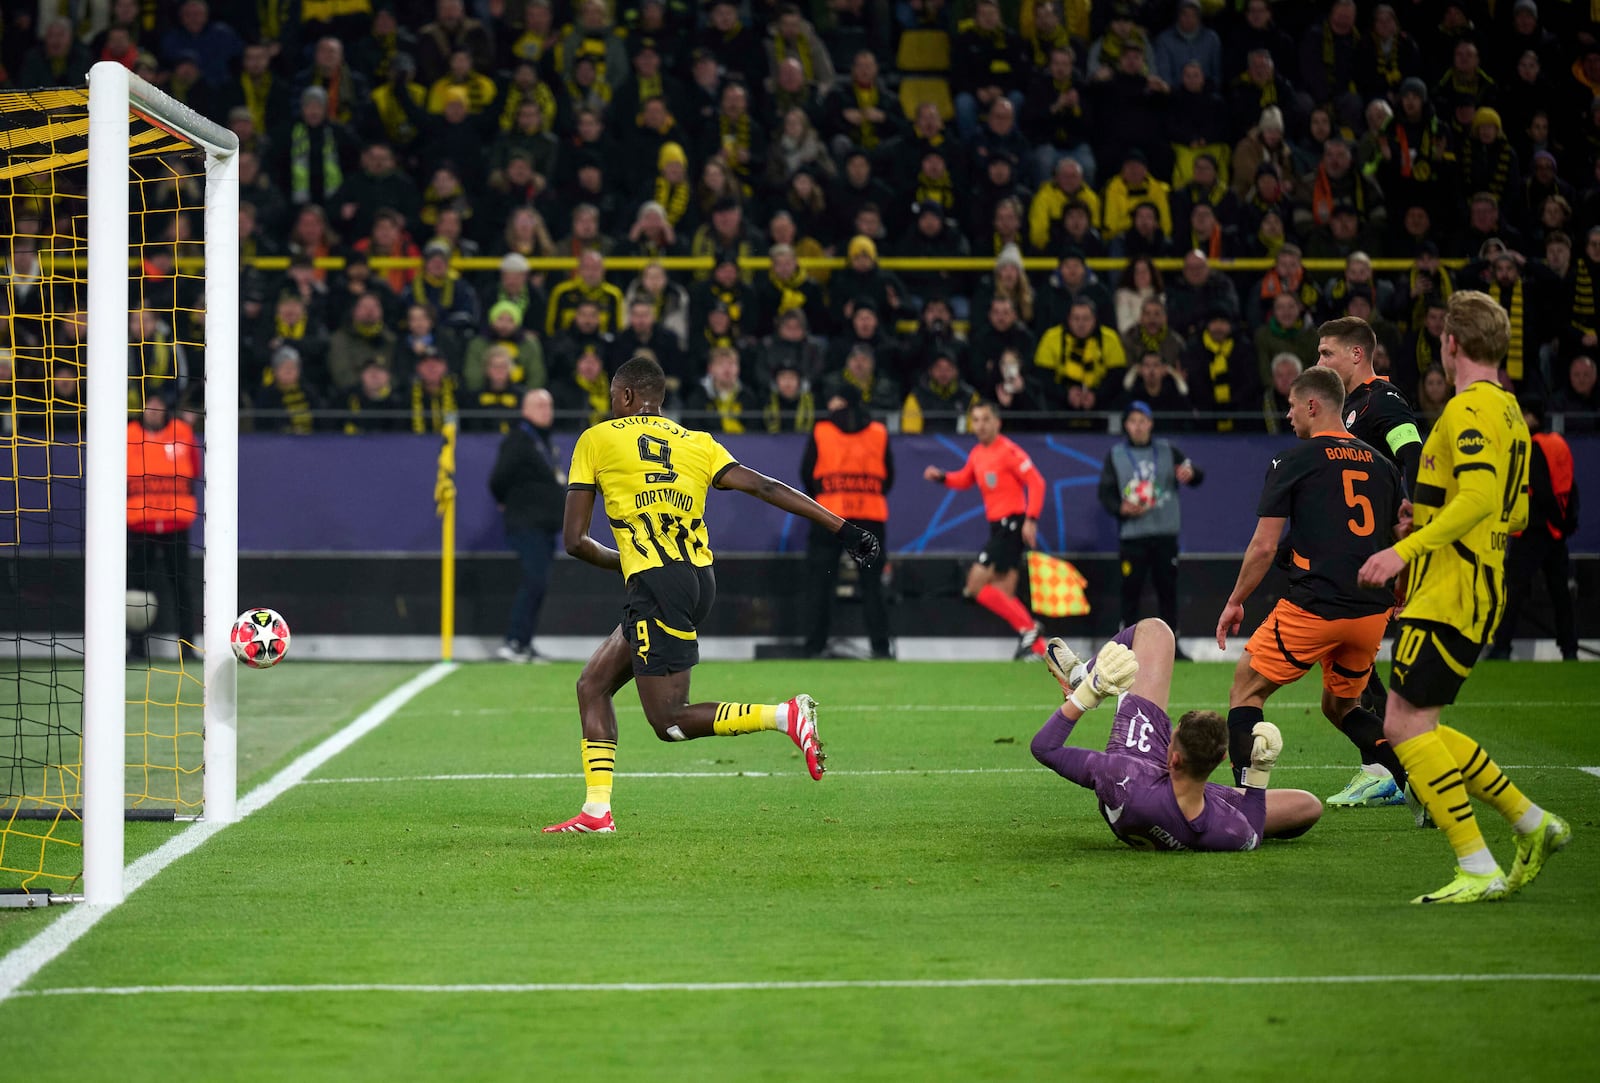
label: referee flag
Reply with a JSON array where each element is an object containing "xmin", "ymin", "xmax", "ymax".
[{"xmin": 1027, "ymin": 552, "xmax": 1090, "ymax": 617}]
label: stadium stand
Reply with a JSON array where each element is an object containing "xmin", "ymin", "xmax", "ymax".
[{"xmin": 3, "ymin": 0, "xmax": 1599, "ymax": 437}]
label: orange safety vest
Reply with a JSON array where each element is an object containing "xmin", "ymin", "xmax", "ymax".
[
  {"xmin": 1532, "ymin": 431, "xmax": 1575, "ymax": 540},
  {"xmin": 127, "ymin": 418, "xmax": 200, "ymax": 534},
  {"xmin": 811, "ymin": 419, "xmax": 890, "ymax": 522}
]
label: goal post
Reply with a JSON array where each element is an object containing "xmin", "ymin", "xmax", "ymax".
[
  {"xmin": 86, "ymin": 62, "xmax": 239, "ymax": 905},
  {"xmin": 0, "ymin": 63, "xmax": 238, "ymax": 906}
]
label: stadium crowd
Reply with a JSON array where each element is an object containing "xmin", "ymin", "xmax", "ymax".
[{"xmin": 4, "ymin": 0, "xmax": 1600, "ymax": 437}]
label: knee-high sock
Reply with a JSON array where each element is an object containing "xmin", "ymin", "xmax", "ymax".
[
  {"xmin": 1338, "ymin": 707, "xmax": 1407, "ymax": 785},
  {"xmin": 712, "ymin": 702, "xmax": 783, "ymax": 736},
  {"xmin": 1394, "ymin": 731, "xmax": 1490, "ymax": 865},
  {"xmin": 1227, "ymin": 705, "xmax": 1264, "ymax": 786},
  {"xmin": 1435, "ymin": 725, "xmax": 1534, "ymax": 827},
  {"xmin": 976, "ymin": 584, "xmax": 1034, "ymax": 634},
  {"xmin": 581, "ymin": 739, "xmax": 616, "ymax": 815}
]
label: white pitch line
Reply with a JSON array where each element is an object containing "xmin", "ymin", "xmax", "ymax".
[
  {"xmin": 418, "ymin": 700, "xmax": 1600, "ymax": 717},
  {"xmin": 307, "ymin": 764, "xmax": 1597, "ymax": 785},
  {"xmin": 0, "ymin": 662, "xmax": 459, "ymax": 1006},
  {"xmin": 13, "ymin": 973, "xmax": 1600, "ymax": 999},
  {"xmin": 306, "ymin": 768, "xmax": 1040, "ymax": 784}
]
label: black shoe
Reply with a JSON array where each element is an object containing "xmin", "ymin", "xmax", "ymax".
[{"xmin": 1014, "ymin": 623, "xmax": 1043, "ymax": 660}]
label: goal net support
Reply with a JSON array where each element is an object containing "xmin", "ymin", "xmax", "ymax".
[{"xmin": 0, "ymin": 62, "xmax": 238, "ymax": 905}]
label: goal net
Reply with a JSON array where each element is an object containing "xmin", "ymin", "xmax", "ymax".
[{"xmin": 0, "ymin": 64, "xmax": 238, "ymax": 904}]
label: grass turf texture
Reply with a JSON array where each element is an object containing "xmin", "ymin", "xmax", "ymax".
[{"xmin": 3, "ymin": 659, "xmax": 1598, "ymax": 1080}]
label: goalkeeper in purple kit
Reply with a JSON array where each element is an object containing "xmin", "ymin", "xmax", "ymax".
[{"xmin": 1031, "ymin": 620, "xmax": 1323, "ymax": 851}]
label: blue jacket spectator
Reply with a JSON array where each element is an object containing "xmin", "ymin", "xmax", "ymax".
[
  {"xmin": 1154, "ymin": 0, "xmax": 1222, "ymax": 90},
  {"xmin": 160, "ymin": 1, "xmax": 243, "ymax": 87}
]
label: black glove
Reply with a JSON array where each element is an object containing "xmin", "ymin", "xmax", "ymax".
[{"xmin": 837, "ymin": 522, "xmax": 882, "ymax": 569}]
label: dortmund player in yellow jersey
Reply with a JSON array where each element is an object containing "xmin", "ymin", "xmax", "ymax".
[
  {"xmin": 545, "ymin": 357, "xmax": 882, "ymax": 834},
  {"xmin": 1359, "ymin": 292, "xmax": 1571, "ymax": 903}
]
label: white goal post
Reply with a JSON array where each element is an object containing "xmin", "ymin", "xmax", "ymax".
[{"xmin": 83, "ymin": 61, "xmax": 239, "ymax": 905}]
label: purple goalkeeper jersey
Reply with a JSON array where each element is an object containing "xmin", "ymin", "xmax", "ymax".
[{"xmin": 1030, "ymin": 634, "xmax": 1264, "ymax": 852}]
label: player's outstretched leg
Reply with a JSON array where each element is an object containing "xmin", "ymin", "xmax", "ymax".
[
  {"xmin": 631, "ymin": 673, "xmax": 827, "ymax": 781},
  {"xmin": 700, "ymin": 697, "xmax": 824, "ymax": 779},
  {"xmin": 1434, "ymin": 725, "xmax": 1571, "ymax": 894}
]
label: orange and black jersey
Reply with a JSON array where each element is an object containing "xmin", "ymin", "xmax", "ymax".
[
  {"xmin": 1256, "ymin": 433, "xmax": 1404, "ymax": 620},
  {"xmin": 1342, "ymin": 376, "xmax": 1423, "ymax": 493}
]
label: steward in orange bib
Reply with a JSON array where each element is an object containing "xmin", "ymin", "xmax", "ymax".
[
  {"xmin": 800, "ymin": 386, "xmax": 893, "ymax": 658},
  {"xmin": 127, "ymin": 393, "xmax": 200, "ymax": 659},
  {"xmin": 1488, "ymin": 403, "xmax": 1580, "ymax": 661}
]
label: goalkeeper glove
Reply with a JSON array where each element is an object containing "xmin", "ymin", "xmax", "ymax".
[
  {"xmin": 1243, "ymin": 721, "xmax": 1282, "ymax": 789},
  {"xmin": 837, "ymin": 522, "xmax": 882, "ymax": 568},
  {"xmin": 1068, "ymin": 641, "xmax": 1139, "ymax": 713}
]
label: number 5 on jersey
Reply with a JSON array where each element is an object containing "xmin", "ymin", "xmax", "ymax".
[{"xmin": 1342, "ymin": 469, "xmax": 1374, "ymax": 537}]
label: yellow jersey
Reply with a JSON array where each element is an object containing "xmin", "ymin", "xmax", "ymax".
[
  {"xmin": 567, "ymin": 413, "xmax": 739, "ymax": 581},
  {"xmin": 1394, "ymin": 380, "xmax": 1530, "ymax": 642}
]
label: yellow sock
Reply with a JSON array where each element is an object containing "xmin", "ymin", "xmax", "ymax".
[
  {"xmin": 1394, "ymin": 730, "xmax": 1488, "ymax": 864},
  {"xmin": 581, "ymin": 739, "xmax": 616, "ymax": 813},
  {"xmin": 1435, "ymin": 725, "xmax": 1534, "ymax": 826},
  {"xmin": 712, "ymin": 702, "xmax": 782, "ymax": 736}
]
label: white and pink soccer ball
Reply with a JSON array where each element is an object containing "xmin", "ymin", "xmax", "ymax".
[
  {"xmin": 1122, "ymin": 477, "xmax": 1158, "ymax": 510},
  {"xmin": 231, "ymin": 608, "xmax": 291, "ymax": 668}
]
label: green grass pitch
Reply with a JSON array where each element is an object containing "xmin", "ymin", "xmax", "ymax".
[{"xmin": 3, "ymin": 658, "xmax": 1598, "ymax": 1081}]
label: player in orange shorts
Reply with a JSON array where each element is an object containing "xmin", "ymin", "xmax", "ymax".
[{"xmin": 1215, "ymin": 366, "xmax": 1408, "ymax": 798}]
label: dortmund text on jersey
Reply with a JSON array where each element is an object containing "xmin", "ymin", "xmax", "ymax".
[{"xmin": 567, "ymin": 415, "xmax": 740, "ymax": 580}]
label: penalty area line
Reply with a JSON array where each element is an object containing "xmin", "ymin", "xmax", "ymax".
[
  {"xmin": 0, "ymin": 661, "xmax": 460, "ymax": 1006},
  {"xmin": 14, "ymin": 973, "xmax": 1600, "ymax": 999}
]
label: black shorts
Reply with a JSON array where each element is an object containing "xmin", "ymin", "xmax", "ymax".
[
  {"xmin": 623, "ymin": 563, "xmax": 717, "ymax": 677},
  {"xmin": 978, "ymin": 515, "xmax": 1027, "ymax": 573},
  {"xmin": 1389, "ymin": 618, "xmax": 1483, "ymax": 709}
]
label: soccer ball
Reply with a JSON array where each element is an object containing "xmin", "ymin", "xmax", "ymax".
[
  {"xmin": 231, "ymin": 608, "xmax": 291, "ymax": 668},
  {"xmin": 126, "ymin": 589, "xmax": 158, "ymax": 634},
  {"xmin": 1122, "ymin": 477, "xmax": 1158, "ymax": 510}
]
